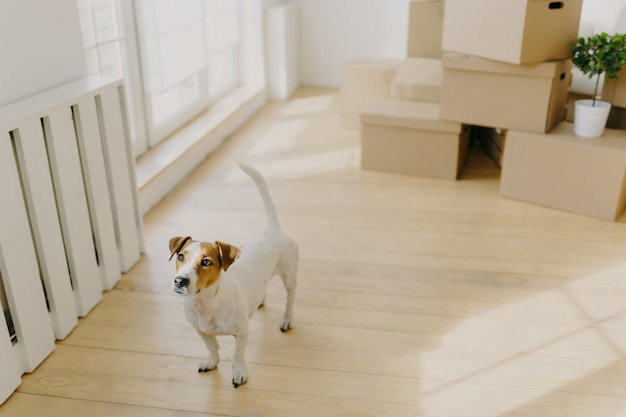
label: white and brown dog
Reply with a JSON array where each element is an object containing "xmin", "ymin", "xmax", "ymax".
[{"xmin": 168, "ymin": 163, "xmax": 298, "ymax": 388}]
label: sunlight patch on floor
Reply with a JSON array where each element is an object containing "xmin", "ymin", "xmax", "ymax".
[
  {"xmin": 419, "ymin": 261, "xmax": 626, "ymax": 417},
  {"xmin": 279, "ymin": 94, "xmax": 335, "ymax": 118},
  {"xmin": 247, "ymin": 118, "xmax": 312, "ymax": 155},
  {"xmin": 229, "ymin": 93, "xmax": 360, "ymax": 179}
]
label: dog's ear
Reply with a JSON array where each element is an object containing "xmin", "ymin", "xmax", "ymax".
[
  {"xmin": 169, "ymin": 236, "xmax": 192, "ymax": 261},
  {"xmin": 215, "ymin": 241, "xmax": 241, "ymax": 271}
]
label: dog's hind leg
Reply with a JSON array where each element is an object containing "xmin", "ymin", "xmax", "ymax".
[
  {"xmin": 278, "ymin": 240, "xmax": 298, "ymax": 332},
  {"xmin": 279, "ymin": 266, "xmax": 297, "ymax": 333},
  {"xmin": 198, "ymin": 333, "xmax": 220, "ymax": 372}
]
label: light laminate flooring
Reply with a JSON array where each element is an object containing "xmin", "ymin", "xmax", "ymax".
[{"xmin": 3, "ymin": 88, "xmax": 626, "ymax": 417}]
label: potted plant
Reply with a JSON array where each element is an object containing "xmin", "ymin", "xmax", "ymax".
[{"xmin": 571, "ymin": 32, "xmax": 626, "ymax": 137}]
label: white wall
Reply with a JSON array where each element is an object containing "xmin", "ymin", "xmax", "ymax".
[
  {"xmin": 594, "ymin": 0, "xmax": 626, "ymax": 33},
  {"xmin": 579, "ymin": 0, "xmax": 598, "ymax": 36},
  {"xmin": 579, "ymin": 0, "xmax": 626, "ymax": 35},
  {"xmin": 262, "ymin": 0, "xmax": 286, "ymax": 8},
  {"xmin": 292, "ymin": 0, "xmax": 411, "ymax": 87},
  {"xmin": 0, "ymin": 0, "xmax": 86, "ymax": 107}
]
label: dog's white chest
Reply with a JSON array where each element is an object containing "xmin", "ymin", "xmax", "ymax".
[{"xmin": 184, "ymin": 296, "xmax": 243, "ymax": 336}]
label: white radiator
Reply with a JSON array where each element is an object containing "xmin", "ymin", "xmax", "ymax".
[
  {"xmin": 0, "ymin": 77, "xmax": 144, "ymax": 404},
  {"xmin": 264, "ymin": 2, "xmax": 300, "ymax": 100}
]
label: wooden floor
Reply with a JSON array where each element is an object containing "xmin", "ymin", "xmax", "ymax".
[{"xmin": 4, "ymin": 88, "xmax": 626, "ymax": 416}]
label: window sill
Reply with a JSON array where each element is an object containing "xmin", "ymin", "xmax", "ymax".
[{"xmin": 135, "ymin": 84, "xmax": 266, "ymax": 215}]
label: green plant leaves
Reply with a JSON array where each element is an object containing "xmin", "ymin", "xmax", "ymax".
[
  {"xmin": 571, "ymin": 32, "xmax": 626, "ymax": 98},
  {"xmin": 571, "ymin": 33, "xmax": 626, "ymax": 79}
]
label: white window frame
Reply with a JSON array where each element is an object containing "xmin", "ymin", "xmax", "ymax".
[{"xmin": 118, "ymin": 0, "xmax": 150, "ymax": 157}]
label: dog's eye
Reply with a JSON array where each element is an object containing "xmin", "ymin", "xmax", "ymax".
[
  {"xmin": 201, "ymin": 258, "xmax": 213, "ymax": 267},
  {"xmin": 177, "ymin": 253, "xmax": 184, "ymax": 262}
]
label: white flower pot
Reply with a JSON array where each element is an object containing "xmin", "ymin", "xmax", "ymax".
[{"xmin": 573, "ymin": 99, "xmax": 611, "ymax": 138}]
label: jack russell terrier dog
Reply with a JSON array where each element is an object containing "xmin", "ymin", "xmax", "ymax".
[{"xmin": 168, "ymin": 163, "xmax": 298, "ymax": 388}]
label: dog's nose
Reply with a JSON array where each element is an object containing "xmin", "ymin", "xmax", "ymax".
[{"xmin": 174, "ymin": 276, "xmax": 189, "ymax": 288}]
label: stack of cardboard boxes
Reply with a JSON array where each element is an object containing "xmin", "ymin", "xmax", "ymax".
[
  {"xmin": 359, "ymin": 0, "xmax": 626, "ymax": 221},
  {"xmin": 440, "ymin": 0, "xmax": 626, "ymax": 221},
  {"xmin": 361, "ymin": 0, "xmax": 581, "ymax": 180},
  {"xmin": 439, "ymin": 0, "xmax": 581, "ymax": 161}
]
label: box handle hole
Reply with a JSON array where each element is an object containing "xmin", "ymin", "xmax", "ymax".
[
  {"xmin": 549, "ymin": 2, "xmax": 564, "ymax": 9},
  {"xmin": 560, "ymin": 72, "xmax": 566, "ymax": 81}
]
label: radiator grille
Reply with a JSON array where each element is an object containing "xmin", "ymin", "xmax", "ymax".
[
  {"xmin": 0, "ymin": 272, "xmax": 16, "ymax": 345},
  {"xmin": 0, "ymin": 77, "xmax": 144, "ymax": 405}
]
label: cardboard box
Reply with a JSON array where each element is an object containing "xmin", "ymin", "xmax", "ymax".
[
  {"xmin": 407, "ymin": 1, "xmax": 444, "ymax": 59},
  {"xmin": 340, "ymin": 58, "xmax": 402, "ymax": 127},
  {"xmin": 390, "ymin": 57, "xmax": 442, "ymax": 102},
  {"xmin": 500, "ymin": 122, "xmax": 626, "ymax": 221},
  {"xmin": 442, "ymin": 0, "xmax": 583, "ymax": 64},
  {"xmin": 361, "ymin": 100, "xmax": 470, "ymax": 179},
  {"xmin": 440, "ymin": 53, "xmax": 571, "ymax": 133},
  {"xmin": 601, "ymin": 68, "xmax": 626, "ymax": 108}
]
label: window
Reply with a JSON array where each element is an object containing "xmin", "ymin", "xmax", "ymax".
[
  {"xmin": 204, "ymin": 0, "xmax": 240, "ymax": 99},
  {"xmin": 77, "ymin": 0, "xmax": 124, "ymax": 79},
  {"xmin": 77, "ymin": 0, "xmax": 148, "ymax": 156},
  {"xmin": 77, "ymin": 0, "xmax": 243, "ymax": 156}
]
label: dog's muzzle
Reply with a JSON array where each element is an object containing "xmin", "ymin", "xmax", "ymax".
[{"xmin": 173, "ymin": 276, "xmax": 190, "ymax": 295}]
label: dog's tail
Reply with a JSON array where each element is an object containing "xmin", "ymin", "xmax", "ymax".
[{"xmin": 238, "ymin": 162, "xmax": 281, "ymax": 230}]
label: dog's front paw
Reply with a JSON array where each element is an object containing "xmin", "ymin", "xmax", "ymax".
[
  {"xmin": 198, "ymin": 355, "xmax": 219, "ymax": 373},
  {"xmin": 232, "ymin": 361, "xmax": 248, "ymax": 388},
  {"xmin": 279, "ymin": 318, "xmax": 293, "ymax": 333}
]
